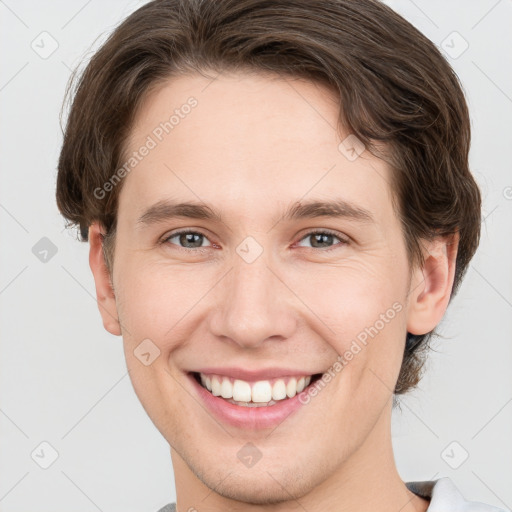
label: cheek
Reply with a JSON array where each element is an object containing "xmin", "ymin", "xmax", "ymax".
[
  {"xmin": 291, "ymin": 256, "xmax": 406, "ymax": 327},
  {"xmin": 116, "ymin": 244, "xmax": 408, "ymax": 360},
  {"xmin": 115, "ymin": 259, "xmax": 216, "ymax": 346},
  {"xmin": 288, "ymin": 260, "xmax": 408, "ymax": 376}
]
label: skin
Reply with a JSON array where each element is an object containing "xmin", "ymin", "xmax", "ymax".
[{"xmin": 88, "ymin": 71, "xmax": 458, "ymax": 512}]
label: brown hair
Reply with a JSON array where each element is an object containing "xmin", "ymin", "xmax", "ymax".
[{"xmin": 56, "ymin": 0, "xmax": 481, "ymax": 396}]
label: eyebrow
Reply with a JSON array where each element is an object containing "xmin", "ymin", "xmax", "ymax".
[{"xmin": 135, "ymin": 197, "xmax": 374, "ymax": 228}]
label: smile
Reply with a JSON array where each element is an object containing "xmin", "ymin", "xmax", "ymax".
[{"xmin": 192, "ymin": 372, "xmax": 323, "ymax": 407}]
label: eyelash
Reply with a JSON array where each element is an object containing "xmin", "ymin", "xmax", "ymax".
[{"xmin": 160, "ymin": 228, "xmax": 349, "ymax": 253}]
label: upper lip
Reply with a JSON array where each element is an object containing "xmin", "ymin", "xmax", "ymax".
[{"xmin": 191, "ymin": 367, "xmax": 321, "ymax": 382}]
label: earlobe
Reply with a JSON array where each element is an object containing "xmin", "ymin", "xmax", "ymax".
[
  {"xmin": 88, "ymin": 222, "xmax": 122, "ymax": 336},
  {"xmin": 406, "ymin": 233, "xmax": 459, "ymax": 336}
]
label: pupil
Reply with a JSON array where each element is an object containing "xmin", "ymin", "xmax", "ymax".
[
  {"xmin": 312, "ymin": 233, "xmax": 332, "ymax": 248},
  {"xmin": 181, "ymin": 233, "xmax": 202, "ymax": 248}
]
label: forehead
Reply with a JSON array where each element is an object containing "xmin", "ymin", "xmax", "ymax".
[
  {"xmin": 126, "ymin": 71, "xmax": 343, "ymax": 161},
  {"xmin": 118, "ymin": 71, "xmax": 393, "ymax": 225}
]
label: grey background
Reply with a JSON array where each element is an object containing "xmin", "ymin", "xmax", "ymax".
[{"xmin": 0, "ymin": 1, "xmax": 511, "ymax": 511}]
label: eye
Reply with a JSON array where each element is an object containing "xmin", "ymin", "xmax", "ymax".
[
  {"xmin": 162, "ymin": 230, "xmax": 212, "ymax": 251},
  {"xmin": 296, "ymin": 229, "xmax": 348, "ymax": 251},
  {"xmin": 160, "ymin": 228, "xmax": 349, "ymax": 253}
]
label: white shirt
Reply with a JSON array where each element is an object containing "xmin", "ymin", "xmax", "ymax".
[
  {"xmin": 157, "ymin": 477, "xmax": 510, "ymax": 512},
  {"xmin": 406, "ymin": 477, "xmax": 510, "ymax": 512}
]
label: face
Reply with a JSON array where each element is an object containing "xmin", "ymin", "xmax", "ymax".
[{"xmin": 89, "ymin": 71, "xmax": 454, "ymax": 505}]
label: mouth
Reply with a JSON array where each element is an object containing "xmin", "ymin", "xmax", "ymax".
[{"xmin": 190, "ymin": 371, "xmax": 323, "ymax": 407}]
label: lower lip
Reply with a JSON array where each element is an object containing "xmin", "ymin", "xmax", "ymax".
[{"xmin": 187, "ymin": 373, "xmax": 315, "ymax": 430}]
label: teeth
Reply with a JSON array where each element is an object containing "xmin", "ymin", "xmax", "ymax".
[
  {"xmin": 227, "ymin": 398, "xmax": 277, "ymax": 407},
  {"xmin": 211, "ymin": 376, "xmax": 222, "ymax": 396},
  {"xmin": 251, "ymin": 380, "xmax": 272, "ymax": 402},
  {"xmin": 220, "ymin": 378, "xmax": 232, "ymax": 399},
  {"xmin": 233, "ymin": 379, "xmax": 251, "ymax": 402},
  {"xmin": 198, "ymin": 372, "xmax": 315, "ymax": 404},
  {"xmin": 272, "ymin": 379, "xmax": 287, "ymax": 400},
  {"xmin": 286, "ymin": 377, "xmax": 297, "ymax": 398}
]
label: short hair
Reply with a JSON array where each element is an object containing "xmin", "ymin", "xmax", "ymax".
[{"xmin": 56, "ymin": 0, "xmax": 481, "ymax": 396}]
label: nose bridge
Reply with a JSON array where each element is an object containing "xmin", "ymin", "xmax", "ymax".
[{"xmin": 210, "ymin": 244, "xmax": 297, "ymax": 348}]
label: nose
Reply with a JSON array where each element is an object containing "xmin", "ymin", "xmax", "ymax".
[{"xmin": 208, "ymin": 247, "xmax": 298, "ymax": 349}]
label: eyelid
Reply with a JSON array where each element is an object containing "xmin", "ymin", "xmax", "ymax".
[
  {"xmin": 295, "ymin": 228, "xmax": 349, "ymax": 251},
  {"xmin": 161, "ymin": 228, "xmax": 213, "ymax": 251},
  {"xmin": 161, "ymin": 227, "xmax": 349, "ymax": 252}
]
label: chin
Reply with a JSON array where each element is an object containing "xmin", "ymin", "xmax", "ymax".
[
  {"xmin": 189, "ymin": 450, "xmax": 326, "ymax": 506},
  {"xmin": 204, "ymin": 472, "xmax": 311, "ymax": 506}
]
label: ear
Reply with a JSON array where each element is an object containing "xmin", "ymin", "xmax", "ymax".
[
  {"xmin": 88, "ymin": 222, "xmax": 122, "ymax": 336},
  {"xmin": 406, "ymin": 232, "xmax": 459, "ymax": 335}
]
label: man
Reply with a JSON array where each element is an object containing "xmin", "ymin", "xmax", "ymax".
[{"xmin": 56, "ymin": 1, "xmax": 506, "ymax": 510}]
